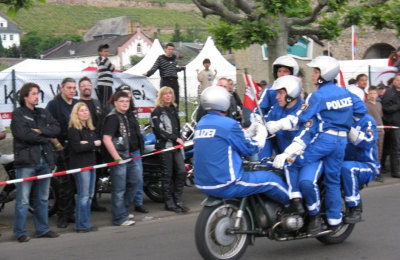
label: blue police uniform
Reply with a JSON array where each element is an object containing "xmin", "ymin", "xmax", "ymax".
[
  {"xmin": 193, "ymin": 112, "xmax": 289, "ymax": 205},
  {"xmin": 286, "ymin": 81, "xmax": 367, "ymax": 225},
  {"xmin": 254, "ymin": 84, "xmax": 277, "ymax": 116},
  {"xmin": 341, "ymin": 114, "xmax": 380, "ymax": 207}
]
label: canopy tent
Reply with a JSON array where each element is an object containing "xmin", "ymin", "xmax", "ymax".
[
  {"xmin": 124, "ymin": 38, "xmax": 165, "ymax": 90},
  {"xmin": 178, "ymin": 36, "xmax": 236, "ymax": 97},
  {"xmin": 124, "ymin": 37, "xmax": 236, "ymax": 98}
]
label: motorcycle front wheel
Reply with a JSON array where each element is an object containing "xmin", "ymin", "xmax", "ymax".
[
  {"xmin": 143, "ymin": 180, "xmax": 164, "ymax": 203},
  {"xmin": 195, "ymin": 201, "xmax": 250, "ymax": 260}
]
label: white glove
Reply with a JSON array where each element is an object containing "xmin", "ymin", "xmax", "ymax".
[
  {"xmin": 273, "ymin": 153, "xmax": 290, "ymax": 169},
  {"xmin": 348, "ymin": 127, "xmax": 359, "ymax": 143},
  {"xmin": 244, "ymin": 122, "xmax": 257, "ymax": 138},
  {"xmin": 265, "ymin": 120, "xmax": 281, "ymax": 135},
  {"xmin": 252, "ymin": 122, "xmax": 267, "ymax": 149},
  {"xmin": 250, "ymin": 113, "xmax": 263, "ymax": 124},
  {"xmin": 284, "ymin": 141, "xmax": 305, "ymax": 156}
]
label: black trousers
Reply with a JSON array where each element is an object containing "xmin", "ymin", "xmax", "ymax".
[
  {"xmin": 160, "ymin": 77, "xmax": 180, "ymax": 107},
  {"xmin": 96, "ymin": 85, "xmax": 113, "ymax": 108},
  {"xmin": 160, "ymin": 149, "xmax": 186, "ymax": 204},
  {"xmin": 388, "ymin": 128, "xmax": 400, "ymax": 177},
  {"xmin": 55, "ymin": 150, "xmax": 75, "ymax": 220}
]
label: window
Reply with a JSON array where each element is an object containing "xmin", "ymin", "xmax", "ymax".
[
  {"xmin": 3, "ymin": 35, "xmax": 5, "ymax": 41},
  {"xmin": 0, "ymin": 23, "xmax": 3, "ymax": 27},
  {"xmin": 9, "ymin": 35, "xmax": 13, "ymax": 41},
  {"xmin": 137, "ymin": 43, "xmax": 142, "ymax": 54}
]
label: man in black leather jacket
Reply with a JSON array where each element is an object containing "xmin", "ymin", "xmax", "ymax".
[
  {"xmin": 382, "ymin": 73, "xmax": 400, "ymax": 177},
  {"xmin": 11, "ymin": 82, "xmax": 60, "ymax": 242}
]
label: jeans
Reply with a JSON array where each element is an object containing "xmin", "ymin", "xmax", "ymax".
[
  {"xmin": 110, "ymin": 160, "xmax": 142, "ymax": 225},
  {"xmin": 74, "ymin": 169, "xmax": 96, "ymax": 230},
  {"xmin": 131, "ymin": 149, "xmax": 144, "ymax": 207},
  {"xmin": 14, "ymin": 157, "xmax": 50, "ymax": 239}
]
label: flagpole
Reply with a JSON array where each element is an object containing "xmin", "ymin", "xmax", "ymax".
[{"xmin": 351, "ymin": 25, "xmax": 355, "ymax": 60}]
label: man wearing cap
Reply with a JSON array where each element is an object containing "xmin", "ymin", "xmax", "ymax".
[{"xmin": 96, "ymin": 44, "xmax": 115, "ymax": 107}]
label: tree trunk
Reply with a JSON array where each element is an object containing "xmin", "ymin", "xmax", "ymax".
[{"xmin": 266, "ymin": 17, "xmax": 289, "ymax": 81}]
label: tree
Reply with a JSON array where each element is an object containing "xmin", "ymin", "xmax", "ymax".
[
  {"xmin": 130, "ymin": 55, "xmax": 143, "ymax": 66},
  {"xmin": 171, "ymin": 23, "xmax": 184, "ymax": 42},
  {"xmin": 0, "ymin": 0, "xmax": 46, "ymax": 17},
  {"xmin": 192, "ymin": 0, "xmax": 400, "ymax": 76}
]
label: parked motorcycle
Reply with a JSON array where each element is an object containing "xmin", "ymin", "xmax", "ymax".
[
  {"xmin": 0, "ymin": 159, "xmax": 59, "ymax": 217},
  {"xmin": 195, "ymin": 161, "xmax": 356, "ymax": 260}
]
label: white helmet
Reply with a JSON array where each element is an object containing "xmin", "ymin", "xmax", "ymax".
[
  {"xmin": 272, "ymin": 55, "xmax": 299, "ymax": 79},
  {"xmin": 271, "ymin": 75, "xmax": 302, "ymax": 103},
  {"xmin": 307, "ymin": 56, "xmax": 339, "ymax": 82},
  {"xmin": 200, "ymin": 86, "xmax": 231, "ymax": 112}
]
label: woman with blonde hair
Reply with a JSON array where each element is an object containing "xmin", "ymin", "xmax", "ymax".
[
  {"xmin": 68, "ymin": 102, "xmax": 101, "ymax": 232},
  {"xmin": 151, "ymin": 86, "xmax": 189, "ymax": 213}
]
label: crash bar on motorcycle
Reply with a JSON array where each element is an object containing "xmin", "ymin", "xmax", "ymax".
[{"xmin": 0, "ymin": 140, "xmax": 194, "ymax": 186}]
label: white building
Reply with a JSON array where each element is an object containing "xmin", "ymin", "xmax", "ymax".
[{"xmin": 0, "ymin": 13, "xmax": 21, "ymax": 48}]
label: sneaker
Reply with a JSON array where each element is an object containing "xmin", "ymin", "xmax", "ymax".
[
  {"xmin": 120, "ymin": 220, "xmax": 135, "ymax": 226},
  {"xmin": 307, "ymin": 214, "xmax": 322, "ymax": 235},
  {"xmin": 36, "ymin": 230, "xmax": 60, "ymax": 238},
  {"xmin": 344, "ymin": 206, "xmax": 362, "ymax": 224},
  {"xmin": 135, "ymin": 205, "xmax": 149, "ymax": 213},
  {"xmin": 76, "ymin": 226, "xmax": 98, "ymax": 233},
  {"xmin": 128, "ymin": 213, "xmax": 135, "ymax": 219},
  {"xmin": 17, "ymin": 235, "xmax": 31, "ymax": 243}
]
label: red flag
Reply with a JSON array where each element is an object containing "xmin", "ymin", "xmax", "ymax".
[
  {"xmin": 243, "ymin": 74, "xmax": 261, "ymax": 111},
  {"xmin": 352, "ymin": 26, "xmax": 357, "ymax": 60},
  {"xmin": 339, "ymin": 70, "xmax": 346, "ymax": 88}
]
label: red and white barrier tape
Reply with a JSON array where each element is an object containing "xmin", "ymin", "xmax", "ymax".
[
  {"xmin": 377, "ymin": 126, "xmax": 399, "ymax": 129},
  {"xmin": 0, "ymin": 140, "xmax": 194, "ymax": 186}
]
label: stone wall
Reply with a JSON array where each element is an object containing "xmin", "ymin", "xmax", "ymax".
[{"xmin": 323, "ymin": 27, "xmax": 399, "ymax": 60}]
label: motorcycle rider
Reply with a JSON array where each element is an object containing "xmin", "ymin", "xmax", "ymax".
[
  {"xmin": 194, "ymin": 86, "xmax": 289, "ymax": 206},
  {"xmin": 255, "ymin": 55, "xmax": 299, "ymax": 116},
  {"xmin": 253, "ymin": 55, "xmax": 299, "ymax": 159},
  {"xmin": 268, "ymin": 56, "xmax": 367, "ymax": 232},
  {"xmin": 341, "ymin": 114, "xmax": 380, "ymax": 223},
  {"xmin": 264, "ymin": 75, "xmax": 321, "ymax": 216}
]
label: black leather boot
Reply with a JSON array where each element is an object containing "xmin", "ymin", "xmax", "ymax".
[
  {"xmin": 290, "ymin": 199, "xmax": 305, "ymax": 214},
  {"xmin": 344, "ymin": 205, "xmax": 362, "ymax": 224},
  {"xmin": 307, "ymin": 214, "xmax": 321, "ymax": 235}
]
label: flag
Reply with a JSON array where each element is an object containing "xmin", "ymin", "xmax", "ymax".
[
  {"xmin": 352, "ymin": 25, "xmax": 357, "ymax": 60},
  {"xmin": 339, "ymin": 70, "xmax": 346, "ymax": 88},
  {"xmin": 242, "ymin": 73, "xmax": 261, "ymax": 111}
]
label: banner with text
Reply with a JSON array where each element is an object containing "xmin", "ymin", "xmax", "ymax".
[{"xmin": 0, "ymin": 71, "xmax": 157, "ymax": 126}]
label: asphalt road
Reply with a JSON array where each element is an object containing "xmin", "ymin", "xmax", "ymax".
[{"xmin": 0, "ymin": 179, "xmax": 399, "ymax": 260}]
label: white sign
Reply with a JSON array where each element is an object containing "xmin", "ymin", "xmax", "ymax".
[{"xmin": 0, "ymin": 71, "xmax": 157, "ymax": 126}]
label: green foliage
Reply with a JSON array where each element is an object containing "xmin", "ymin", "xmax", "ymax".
[
  {"xmin": 20, "ymin": 31, "xmax": 83, "ymax": 58},
  {"xmin": 12, "ymin": 2, "xmax": 214, "ymax": 36},
  {"xmin": 0, "ymin": 0, "xmax": 45, "ymax": 18},
  {"xmin": 171, "ymin": 23, "xmax": 184, "ymax": 42},
  {"xmin": 130, "ymin": 55, "xmax": 143, "ymax": 66}
]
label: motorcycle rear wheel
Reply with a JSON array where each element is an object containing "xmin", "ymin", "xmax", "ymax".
[
  {"xmin": 143, "ymin": 180, "xmax": 164, "ymax": 203},
  {"xmin": 195, "ymin": 201, "xmax": 250, "ymax": 260}
]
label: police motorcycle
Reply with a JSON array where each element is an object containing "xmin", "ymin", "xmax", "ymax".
[
  {"xmin": 0, "ymin": 155, "xmax": 59, "ymax": 216},
  {"xmin": 194, "ymin": 158, "xmax": 356, "ymax": 260}
]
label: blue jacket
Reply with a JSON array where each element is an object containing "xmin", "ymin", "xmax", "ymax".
[
  {"xmin": 288, "ymin": 81, "xmax": 367, "ymax": 132},
  {"xmin": 344, "ymin": 114, "xmax": 380, "ymax": 175},
  {"xmin": 266, "ymin": 99, "xmax": 303, "ymax": 153},
  {"xmin": 194, "ymin": 112, "xmax": 261, "ymax": 190},
  {"xmin": 254, "ymin": 84, "xmax": 277, "ymax": 116}
]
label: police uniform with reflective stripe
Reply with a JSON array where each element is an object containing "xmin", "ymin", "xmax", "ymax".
[
  {"xmin": 193, "ymin": 112, "xmax": 289, "ymax": 205},
  {"xmin": 286, "ymin": 81, "xmax": 367, "ymax": 225},
  {"xmin": 341, "ymin": 114, "xmax": 380, "ymax": 207}
]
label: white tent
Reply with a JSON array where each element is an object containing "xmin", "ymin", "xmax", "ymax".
[
  {"xmin": 124, "ymin": 38, "xmax": 165, "ymax": 90},
  {"xmin": 178, "ymin": 36, "xmax": 236, "ymax": 97},
  {"xmin": 124, "ymin": 37, "xmax": 237, "ymax": 98}
]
